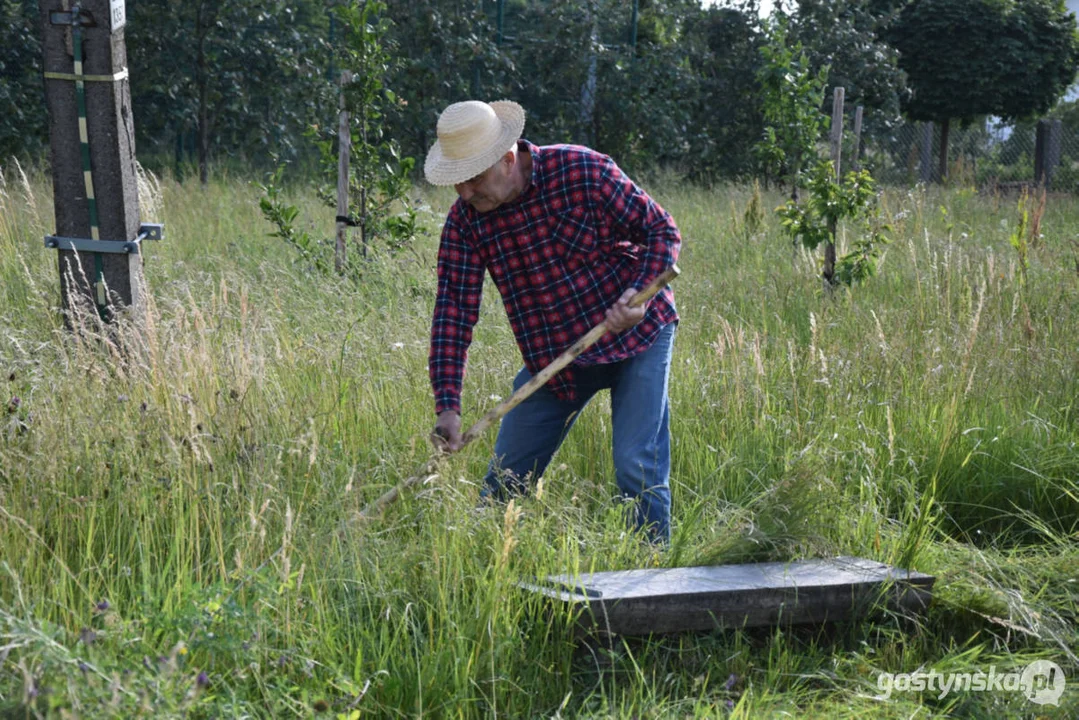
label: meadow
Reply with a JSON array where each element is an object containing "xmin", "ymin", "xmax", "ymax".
[{"xmin": 0, "ymin": 162, "xmax": 1077, "ymax": 718}]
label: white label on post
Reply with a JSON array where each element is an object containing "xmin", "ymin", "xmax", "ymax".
[{"xmin": 110, "ymin": 0, "xmax": 126, "ymax": 32}]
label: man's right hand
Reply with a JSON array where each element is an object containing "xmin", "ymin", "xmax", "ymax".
[{"xmin": 431, "ymin": 410, "xmax": 463, "ymax": 453}]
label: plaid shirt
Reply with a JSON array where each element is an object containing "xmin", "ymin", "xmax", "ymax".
[{"xmin": 430, "ymin": 140, "xmax": 680, "ymax": 415}]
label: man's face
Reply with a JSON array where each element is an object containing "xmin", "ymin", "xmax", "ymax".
[{"xmin": 454, "ymin": 155, "xmax": 512, "ymax": 213}]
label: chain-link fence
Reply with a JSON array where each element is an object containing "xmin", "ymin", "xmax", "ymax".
[{"xmin": 858, "ymin": 115, "xmax": 1079, "ymax": 192}]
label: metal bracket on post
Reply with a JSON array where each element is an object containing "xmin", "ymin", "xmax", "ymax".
[
  {"xmin": 45, "ymin": 223, "xmax": 164, "ymax": 255},
  {"xmin": 49, "ymin": 9, "xmax": 98, "ymax": 26}
]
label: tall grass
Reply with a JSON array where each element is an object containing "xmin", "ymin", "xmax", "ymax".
[{"xmin": 1, "ymin": 165, "xmax": 1076, "ymax": 717}]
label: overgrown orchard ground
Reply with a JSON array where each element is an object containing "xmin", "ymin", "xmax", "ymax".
[{"xmin": 1, "ymin": 162, "xmax": 1077, "ymax": 718}]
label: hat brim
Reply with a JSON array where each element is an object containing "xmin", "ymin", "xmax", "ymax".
[{"xmin": 424, "ymin": 101, "xmax": 526, "ymax": 186}]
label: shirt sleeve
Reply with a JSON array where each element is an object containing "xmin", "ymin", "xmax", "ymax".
[
  {"xmin": 429, "ymin": 205, "xmax": 485, "ymax": 415},
  {"xmin": 593, "ymin": 155, "xmax": 681, "ymax": 292}
]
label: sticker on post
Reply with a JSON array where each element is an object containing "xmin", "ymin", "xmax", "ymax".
[{"xmin": 110, "ymin": 0, "xmax": 126, "ymax": 32}]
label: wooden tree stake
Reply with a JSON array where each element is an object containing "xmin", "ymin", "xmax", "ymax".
[
  {"xmin": 335, "ymin": 71, "xmax": 353, "ymax": 273},
  {"xmin": 852, "ymin": 106, "xmax": 863, "ymax": 172},
  {"xmin": 830, "ymin": 86, "xmax": 845, "ymax": 180},
  {"xmin": 824, "ymin": 87, "xmax": 844, "ymax": 285}
]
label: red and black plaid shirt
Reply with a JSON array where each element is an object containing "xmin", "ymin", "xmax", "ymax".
[{"xmin": 430, "ymin": 140, "xmax": 680, "ymax": 415}]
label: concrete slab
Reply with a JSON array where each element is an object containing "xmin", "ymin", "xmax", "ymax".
[{"xmin": 520, "ymin": 556, "xmax": 935, "ymax": 636}]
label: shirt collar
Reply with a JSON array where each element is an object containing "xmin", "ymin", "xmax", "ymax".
[{"xmin": 518, "ymin": 139, "xmax": 540, "ymax": 201}]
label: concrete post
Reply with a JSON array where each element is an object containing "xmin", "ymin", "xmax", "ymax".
[
  {"xmin": 1047, "ymin": 119, "xmax": 1063, "ymax": 189},
  {"xmin": 1034, "ymin": 120, "xmax": 1048, "ymax": 186}
]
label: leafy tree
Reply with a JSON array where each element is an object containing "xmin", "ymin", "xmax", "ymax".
[
  {"xmin": 592, "ymin": 0, "xmax": 755, "ymax": 176},
  {"xmin": 594, "ymin": 33, "xmax": 701, "ymax": 172},
  {"xmin": 258, "ymin": 166, "xmax": 334, "ymax": 275},
  {"xmin": 0, "ymin": 0, "xmax": 332, "ymax": 173},
  {"xmin": 790, "ymin": 0, "xmax": 906, "ymax": 120},
  {"xmin": 675, "ymin": 4, "xmax": 766, "ymax": 181},
  {"xmin": 754, "ymin": 16, "xmax": 830, "ymax": 199},
  {"xmin": 383, "ymin": 0, "xmax": 510, "ymax": 163},
  {"xmin": 493, "ymin": 0, "xmax": 595, "ymax": 145},
  {"xmin": 0, "ymin": 0, "xmax": 45, "ymax": 161},
  {"xmin": 885, "ymin": 0, "xmax": 1079, "ymax": 181},
  {"xmin": 126, "ymin": 0, "xmax": 333, "ymax": 182},
  {"xmin": 471, "ymin": 0, "xmax": 732, "ymax": 176},
  {"xmin": 788, "ymin": 0, "xmax": 908, "ymax": 172}
]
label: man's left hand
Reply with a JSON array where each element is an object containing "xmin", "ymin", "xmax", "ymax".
[{"xmin": 605, "ymin": 288, "xmax": 646, "ymax": 334}]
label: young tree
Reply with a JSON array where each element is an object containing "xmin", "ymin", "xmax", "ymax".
[
  {"xmin": 885, "ymin": 0, "xmax": 1079, "ymax": 181},
  {"xmin": 754, "ymin": 16, "xmax": 830, "ymax": 199},
  {"xmin": 777, "ymin": 160, "xmax": 890, "ymax": 287},
  {"xmin": 334, "ymin": 0, "xmax": 418, "ymax": 256},
  {"xmin": 259, "ymin": 0, "xmax": 420, "ymax": 276}
]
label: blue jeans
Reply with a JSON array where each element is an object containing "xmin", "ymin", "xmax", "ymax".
[{"xmin": 481, "ymin": 322, "xmax": 676, "ymax": 542}]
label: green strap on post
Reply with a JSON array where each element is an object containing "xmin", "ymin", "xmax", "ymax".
[{"xmin": 71, "ymin": 4, "xmax": 108, "ymax": 319}]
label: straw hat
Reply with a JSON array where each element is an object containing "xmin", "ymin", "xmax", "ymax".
[{"xmin": 424, "ymin": 100, "xmax": 526, "ymax": 186}]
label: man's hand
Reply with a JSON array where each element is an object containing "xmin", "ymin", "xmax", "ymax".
[
  {"xmin": 605, "ymin": 287, "xmax": 646, "ymax": 334},
  {"xmin": 431, "ymin": 410, "xmax": 463, "ymax": 453}
]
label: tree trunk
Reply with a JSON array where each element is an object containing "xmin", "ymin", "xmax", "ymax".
[
  {"xmin": 823, "ymin": 219, "xmax": 837, "ymax": 286},
  {"xmin": 195, "ymin": 1, "xmax": 210, "ymax": 186},
  {"xmin": 937, "ymin": 117, "xmax": 950, "ymax": 183},
  {"xmin": 789, "ymin": 151, "xmax": 799, "ymax": 202},
  {"xmin": 197, "ymin": 86, "xmax": 209, "ymax": 186}
]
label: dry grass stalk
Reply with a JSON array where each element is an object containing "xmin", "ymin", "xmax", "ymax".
[{"xmin": 499, "ymin": 499, "xmax": 522, "ymax": 567}]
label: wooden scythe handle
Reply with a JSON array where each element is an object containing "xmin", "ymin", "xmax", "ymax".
[
  {"xmin": 459, "ymin": 264, "xmax": 681, "ymax": 444},
  {"xmin": 356, "ymin": 264, "xmax": 680, "ymax": 519}
]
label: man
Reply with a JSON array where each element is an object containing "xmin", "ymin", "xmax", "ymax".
[{"xmin": 424, "ymin": 99, "xmax": 680, "ymax": 542}]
